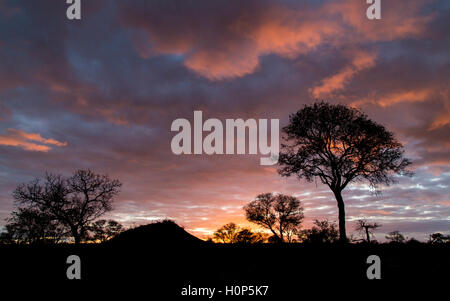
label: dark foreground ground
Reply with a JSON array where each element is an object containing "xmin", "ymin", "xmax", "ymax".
[{"xmin": 0, "ymin": 242, "xmax": 448, "ymax": 297}]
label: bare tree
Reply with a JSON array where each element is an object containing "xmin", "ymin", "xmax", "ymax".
[
  {"xmin": 278, "ymin": 102, "xmax": 412, "ymax": 242},
  {"xmin": 244, "ymin": 193, "xmax": 304, "ymax": 243},
  {"xmin": 355, "ymin": 219, "xmax": 381, "ymax": 243},
  {"xmin": 13, "ymin": 169, "xmax": 121, "ymax": 244}
]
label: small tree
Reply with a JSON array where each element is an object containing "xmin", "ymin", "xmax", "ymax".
[
  {"xmin": 12, "ymin": 169, "xmax": 121, "ymax": 244},
  {"xmin": 301, "ymin": 220, "xmax": 339, "ymax": 243},
  {"xmin": 212, "ymin": 223, "xmax": 264, "ymax": 243},
  {"xmin": 385, "ymin": 231, "xmax": 406, "ymax": 243},
  {"xmin": 244, "ymin": 193, "xmax": 304, "ymax": 243},
  {"xmin": 235, "ymin": 228, "xmax": 265, "ymax": 244},
  {"xmin": 428, "ymin": 233, "xmax": 449, "ymax": 244},
  {"xmin": 88, "ymin": 219, "xmax": 123, "ymax": 243},
  {"xmin": 213, "ymin": 223, "xmax": 240, "ymax": 243},
  {"xmin": 355, "ymin": 219, "xmax": 381, "ymax": 243},
  {"xmin": 278, "ymin": 102, "xmax": 412, "ymax": 242}
]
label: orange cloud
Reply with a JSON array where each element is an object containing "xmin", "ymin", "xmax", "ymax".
[
  {"xmin": 184, "ymin": 8, "xmax": 340, "ymax": 80},
  {"xmin": 350, "ymin": 88, "xmax": 433, "ymax": 108},
  {"xmin": 184, "ymin": 0, "xmax": 430, "ymax": 80},
  {"xmin": 430, "ymin": 91, "xmax": 450, "ymax": 129},
  {"xmin": 312, "ymin": 50, "xmax": 376, "ymax": 98},
  {"xmin": 124, "ymin": 0, "xmax": 433, "ymax": 81},
  {"xmin": 0, "ymin": 128, "xmax": 67, "ymax": 152},
  {"xmin": 377, "ymin": 89, "xmax": 431, "ymax": 107},
  {"xmin": 240, "ymin": 8, "xmax": 340, "ymax": 57},
  {"xmin": 324, "ymin": 0, "xmax": 433, "ymax": 41},
  {"xmin": 431, "ymin": 113, "xmax": 450, "ymax": 130},
  {"xmin": 184, "ymin": 47, "xmax": 261, "ymax": 80}
]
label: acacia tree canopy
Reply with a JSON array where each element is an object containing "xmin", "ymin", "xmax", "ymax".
[
  {"xmin": 244, "ymin": 193, "xmax": 304, "ymax": 242},
  {"xmin": 278, "ymin": 102, "xmax": 412, "ymax": 242}
]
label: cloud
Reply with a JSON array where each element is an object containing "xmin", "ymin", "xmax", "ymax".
[
  {"xmin": 324, "ymin": 0, "xmax": 433, "ymax": 41},
  {"xmin": 429, "ymin": 91, "xmax": 450, "ymax": 129},
  {"xmin": 119, "ymin": 0, "xmax": 433, "ymax": 81},
  {"xmin": 0, "ymin": 128, "xmax": 67, "ymax": 152},
  {"xmin": 312, "ymin": 50, "xmax": 377, "ymax": 98},
  {"xmin": 360, "ymin": 209, "xmax": 393, "ymax": 216},
  {"xmin": 119, "ymin": 1, "xmax": 339, "ymax": 80}
]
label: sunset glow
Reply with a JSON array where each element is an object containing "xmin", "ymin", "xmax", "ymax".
[{"xmin": 0, "ymin": 0, "xmax": 449, "ymax": 242}]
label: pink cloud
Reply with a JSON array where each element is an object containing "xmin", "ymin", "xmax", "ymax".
[
  {"xmin": 312, "ymin": 50, "xmax": 377, "ymax": 98},
  {"xmin": 0, "ymin": 128, "xmax": 67, "ymax": 152},
  {"xmin": 121, "ymin": 0, "xmax": 434, "ymax": 80}
]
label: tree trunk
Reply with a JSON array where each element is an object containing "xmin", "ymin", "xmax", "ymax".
[
  {"xmin": 333, "ymin": 189, "xmax": 347, "ymax": 242},
  {"xmin": 279, "ymin": 229, "xmax": 284, "ymax": 243},
  {"xmin": 365, "ymin": 227, "xmax": 371, "ymax": 243},
  {"xmin": 268, "ymin": 226, "xmax": 283, "ymax": 243},
  {"xmin": 71, "ymin": 226, "xmax": 80, "ymax": 245}
]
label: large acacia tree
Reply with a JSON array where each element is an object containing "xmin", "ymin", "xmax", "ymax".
[
  {"xmin": 278, "ymin": 102, "xmax": 411, "ymax": 242},
  {"xmin": 13, "ymin": 169, "xmax": 121, "ymax": 244}
]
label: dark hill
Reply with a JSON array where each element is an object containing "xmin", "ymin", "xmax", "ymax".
[{"xmin": 108, "ymin": 219, "xmax": 204, "ymax": 247}]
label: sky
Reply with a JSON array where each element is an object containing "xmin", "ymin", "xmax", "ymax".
[{"xmin": 0, "ymin": 0, "xmax": 449, "ymax": 241}]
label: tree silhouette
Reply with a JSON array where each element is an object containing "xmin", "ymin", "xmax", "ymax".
[
  {"xmin": 213, "ymin": 222, "xmax": 240, "ymax": 243},
  {"xmin": 235, "ymin": 228, "xmax": 265, "ymax": 244},
  {"xmin": 213, "ymin": 223, "xmax": 265, "ymax": 243},
  {"xmin": 3, "ymin": 207, "xmax": 66, "ymax": 244},
  {"xmin": 12, "ymin": 169, "xmax": 121, "ymax": 244},
  {"xmin": 300, "ymin": 219, "xmax": 339, "ymax": 244},
  {"xmin": 385, "ymin": 230, "xmax": 406, "ymax": 243},
  {"xmin": 278, "ymin": 102, "xmax": 412, "ymax": 242},
  {"xmin": 428, "ymin": 233, "xmax": 449, "ymax": 244},
  {"xmin": 355, "ymin": 219, "xmax": 381, "ymax": 243},
  {"xmin": 88, "ymin": 219, "xmax": 123, "ymax": 243},
  {"xmin": 244, "ymin": 193, "xmax": 304, "ymax": 243}
]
